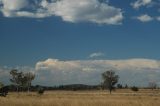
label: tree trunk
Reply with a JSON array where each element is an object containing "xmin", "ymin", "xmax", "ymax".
[
  {"xmin": 28, "ymin": 86, "xmax": 30, "ymax": 93},
  {"xmin": 27, "ymin": 82, "xmax": 31, "ymax": 93},
  {"xmin": 17, "ymin": 86, "xmax": 19, "ymax": 93},
  {"xmin": 109, "ymin": 88, "xmax": 112, "ymax": 94}
]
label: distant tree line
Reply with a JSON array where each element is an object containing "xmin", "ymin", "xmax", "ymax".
[{"xmin": 0, "ymin": 68, "xmax": 159, "ymax": 97}]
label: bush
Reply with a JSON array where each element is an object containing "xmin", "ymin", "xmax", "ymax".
[
  {"xmin": 37, "ymin": 87, "xmax": 45, "ymax": 95},
  {"xmin": 0, "ymin": 86, "xmax": 9, "ymax": 97},
  {"xmin": 131, "ymin": 86, "xmax": 139, "ymax": 92},
  {"xmin": 117, "ymin": 84, "xmax": 123, "ymax": 89}
]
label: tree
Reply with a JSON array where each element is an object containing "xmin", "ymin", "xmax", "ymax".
[
  {"xmin": 149, "ymin": 81, "xmax": 157, "ymax": 90},
  {"xmin": 102, "ymin": 70, "xmax": 119, "ymax": 94},
  {"xmin": 0, "ymin": 82, "xmax": 4, "ymax": 88},
  {"xmin": 10, "ymin": 69, "xmax": 35, "ymax": 92},
  {"xmin": 10, "ymin": 69, "xmax": 23, "ymax": 92},
  {"xmin": 125, "ymin": 84, "xmax": 128, "ymax": 89},
  {"xmin": 25, "ymin": 72, "xmax": 35, "ymax": 93}
]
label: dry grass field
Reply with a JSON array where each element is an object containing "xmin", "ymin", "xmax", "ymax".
[{"xmin": 0, "ymin": 89, "xmax": 160, "ymax": 106}]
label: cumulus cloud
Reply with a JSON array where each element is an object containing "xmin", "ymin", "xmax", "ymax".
[
  {"xmin": 35, "ymin": 58, "xmax": 160, "ymax": 86},
  {"xmin": 136, "ymin": 14, "xmax": 154, "ymax": 22},
  {"xmin": 1, "ymin": 0, "xmax": 28, "ymax": 10},
  {"xmin": 89, "ymin": 52, "xmax": 105, "ymax": 58},
  {"xmin": 48, "ymin": 0, "xmax": 123, "ymax": 24},
  {"xmin": 0, "ymin": 0, "xmax": 123, "ymax": 25},
  {"xmin": 1, "ymin": 58, "xmax": 160, "ymax": 86},
  {"xmin": 131, "ymin": 0, "xmax": 153, "ymax": 9},
  {"xmin": 0, "ymin": 0, "xmax": 29, "ymax": 17}
]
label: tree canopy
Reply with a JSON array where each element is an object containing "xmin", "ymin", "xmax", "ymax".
[
  {"xmin": 102, "ymin": 70, "xmax": 119, "ymax": 94},
  {"xmin": 10, "ymin": 69, "xmax": 35, "ymax": 92}
]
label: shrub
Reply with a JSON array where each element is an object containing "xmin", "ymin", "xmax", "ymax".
[
  {"xmin": 37, "ymin": 87, "xmax": 45, "ymax": 95},
  {"xmin": 0, "ymin": 86, "xmax": 9, "ymax": 97},
  {"xmin": 131, "ymin": 86, "xmax": 139, "ymax": 92}
]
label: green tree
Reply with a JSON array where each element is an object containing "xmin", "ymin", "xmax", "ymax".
[
  {"xmin": 10, "ymin": 69, "xmax": 35, "ymax": 92},
  {"xmin": 102, "ymin": 70, "xmax": 119, "ymax": 94},
  {"xmin": 10, "ymin": 69, "xmax": 23, "ymax": 92}
]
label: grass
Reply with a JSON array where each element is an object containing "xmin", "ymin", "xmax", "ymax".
[{"xmin": 0, "ymin": 89, "xmax": 160, "ymax": 106}]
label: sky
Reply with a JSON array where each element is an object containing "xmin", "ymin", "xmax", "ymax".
[{"xmin": 0, "ymin": 0, "xmax": 160, "ymax": 86}]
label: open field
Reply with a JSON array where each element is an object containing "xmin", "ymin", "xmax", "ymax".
[{"xmin": 0, "ymin": 89, "xmax": 160, "ymax": 106}]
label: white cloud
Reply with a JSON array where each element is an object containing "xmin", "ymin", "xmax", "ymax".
[
  {"xmin": 157, "ymin": 16, "xmax": 160, "ymax": 21},
  {"xmin": 0, "ymin": 0, "xmax": 123, "ymax": 25},
  {"xmin": 15, "ymin": 11, "xmax": 51, "ymax": 18},
  {"xmin": 0, "ymin": 0, "xmax": 29, "ymax": 17},
  {"xmin": 49, "ymin": 0, "xmax": 123, "ymax": 24},
  {"xmin": 35, "ymin": 58, "xmax": 160, "ymax": 86},
  {"xmin": 136, "ymin": 14, "xmax": 154, "ymax": 22},
  {"xmin": 36, "ymin": 58, "xmax": 160, "ymax": 73},
  {"xmin": 131, "ymin": 0, "xmax": 152, "ymax": 9},
  {"xmin": 89, "ymin": 52, "xmax": 105, "ymax": 58},
  {"xmin": 1, "ymin": 58, "xmax": 160, "ymax": 86},
  {"xmin": 1, "ymin": 0, "xmax": 28, "ymax": 11}
]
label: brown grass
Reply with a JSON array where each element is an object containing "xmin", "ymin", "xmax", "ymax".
[{"xmin": 0, "ymin": 89, "xmax": 160, "ymax": 106}]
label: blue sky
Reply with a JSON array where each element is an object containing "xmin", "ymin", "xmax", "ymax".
[
  {"xmin": 1, "ymin": 19, "xmax": 160, "ymax": 66},
  {"xmin": 0, "ymin": 0, "xmax": 160, "ymax": 86}
]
